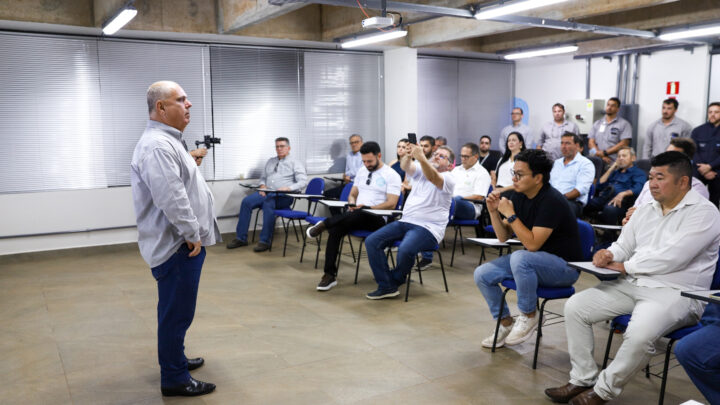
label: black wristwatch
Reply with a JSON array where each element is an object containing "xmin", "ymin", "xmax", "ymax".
[{"xmin": 507, "ymin": 214, "xmax": 518, "ymax": 224}]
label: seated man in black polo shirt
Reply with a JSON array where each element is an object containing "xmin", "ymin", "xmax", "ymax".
[{"xmin": 473, "ymin": 149, "xmax": 582, "ymax": 348}]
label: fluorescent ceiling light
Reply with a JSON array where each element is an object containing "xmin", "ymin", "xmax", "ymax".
[
  {"xmin": 102, "ymin": 6, "xmax": 137, "ymax": 35},
  {"xmin": 504, "ymin": 45, "xmax": 578, "ymax": 59},
  {"xmin": 475, "ymin": 0, "xmax": 569, "ymax": 20},
  {"xmin": 658, "ymin": 25, "xmax": 720, "ymax": 41},
  {"xmin": 341, "ymin": 30, "xmax": 408, "ymax": 49}
]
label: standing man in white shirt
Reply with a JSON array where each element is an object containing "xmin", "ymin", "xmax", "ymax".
[
  {"xmin": 131, "ymin": 81, "xmax": 220, "ymax": 397},
  {"xmin": 549, "ymin": 133, "xmax": 595, "ymax": 217},
  {"xmin": 588, "ymin": 97, "xmax": 633, "ymax": 165},
  {"xmin": 306, "ymin": 141, "xmax": 401, "ymax": 291},
  {"xmin": 538, "ymin": 103, "xmax": 580, "ymax": 160},
  {"xmin": 643, "ymin": 98, "xmax": 692, "ymax": 159},
  {"xmin": 364, "ymin": 144, "xmax": 456, "ymax": 299},
  {"xmin": 545, "ymin": 151, "xmax": 720, "ymax": 405},
  {"xmin": 500, "ymin": 107, "xmax": 533, "ymax": 153}
]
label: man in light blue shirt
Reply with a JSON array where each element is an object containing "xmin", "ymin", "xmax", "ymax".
[
  {"xmin": 550, "ymin": 133, "xmax": 595, "ymax": 217},
  {"xmin": 500, "ymin": 107, "xmax": 533, "ymax": 153},
  {"xmin": 131, "ymin": 81, "xmax": 220, "ymax": 397},
  {"xmin": 227, "ymin": 137, "xmax": 307, "ymax": 252}
]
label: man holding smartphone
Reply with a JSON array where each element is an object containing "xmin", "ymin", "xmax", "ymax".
[{"xmin": 306, "ymin": 142, "xmax": 402, "ymax": 291}]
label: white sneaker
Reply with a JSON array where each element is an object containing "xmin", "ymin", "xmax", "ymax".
[
  {"xmin": 504, "ymin": 313, "xmax": 539, "ymax": 346},
  {"xmin": 481, "ymin": 322, "xmax": 513, "ymax": 348}
]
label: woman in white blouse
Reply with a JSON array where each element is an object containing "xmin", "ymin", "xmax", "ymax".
[{"xmin": 491, "ymin": 131, "xmax": 526, "ymax": 192}]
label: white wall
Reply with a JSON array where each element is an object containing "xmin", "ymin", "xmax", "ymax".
[
  {"xmin": 384, "ymin": 47, "xmax": 418, "ymax": 157},
  {"xmin": 515, "ymin": 46, "xmax": 713, "ymax": 158},
  {"xmin": 710, "ymin": 53, "xmax": 720, "ymax": 104},
  {"xmin": 515, "ymin": 54, "xmax": 586, "ymax": 145},
  {"xmin": 0, "ymin": 177, "xmax": 326, "ymax": 256},
  {"xmin": 636, "ymin": 47, "xmax": 710, "ymax": 157}
]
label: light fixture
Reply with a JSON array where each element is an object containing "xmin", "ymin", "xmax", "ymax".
[
  {"xmin": 102, "ymin": 2, "xmax": 138, "ymax": 35},
  {"xmin": 341, "ymin": 30, "xmax": 408, "ymax": 49},
  {"xmin": 504, "ymin": 45, "xmax": 578, "ymax": 59},
  {"xmin": 475, "ymin": 0, "xmax": 569, "ymax": 20},
  {"xmin": 658, "ymin": 24, "xmax": 720, "ymax": 41}
]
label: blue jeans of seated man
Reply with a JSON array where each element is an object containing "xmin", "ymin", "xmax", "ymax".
[
  {"xmin": 365, "ymin": 221, "xmax": 438, "ymax": 292},
  {"xmin": 235, "ymin": 192, "xmax": 293, "ymax": 244},
  {"xmin": 675, "ymin": 304, "xmax": 720, "ymax": 405},
  {"xmin": 473, "ymin": 250, "xmax": 579, "ymax": 318},
  {"xmin": 422, "ymin": 196, "xmax": 475, "ymax": 262},
  {"xmin": 152, "ymin": 244, "xmax": 206, "ymax": 387}
]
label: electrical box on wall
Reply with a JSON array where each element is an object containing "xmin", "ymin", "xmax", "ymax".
[{"xmin": 566, "ymin": 99, "xmax": 605, "ymax": 134}]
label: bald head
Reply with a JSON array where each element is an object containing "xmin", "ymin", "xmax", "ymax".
[
  {"xmin": 147, "ymin": 81, "xmax": 192, "ymax": 132},
  {"xmin": 147, "ymin": 81, "xmax": 179, "ymax": 114}
]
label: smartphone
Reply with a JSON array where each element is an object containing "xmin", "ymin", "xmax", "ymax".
[
  {"xmin": 347, "ymin": 203, "xmax": 357, "ymax": 208},
  {"xmin": 407, "ymin": 133, "xmax": 417, "ymax": 145}
]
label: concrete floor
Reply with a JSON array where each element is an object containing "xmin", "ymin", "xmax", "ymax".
[{"xmin": 0, "ymin": 230, "xmax": 707, "ymax": 405}]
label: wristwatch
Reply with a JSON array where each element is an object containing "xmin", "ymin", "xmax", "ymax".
[{"xmin": 507, "ymin": 214, "xmax": 518, "ymax": 224}]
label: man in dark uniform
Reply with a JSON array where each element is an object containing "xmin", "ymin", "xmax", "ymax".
[{"xmin": 691, "ymin": 102, "xmax": 720, "ymax": 205}]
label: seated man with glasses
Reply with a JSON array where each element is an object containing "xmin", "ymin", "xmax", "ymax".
[
  {"xmin": 474, "ymin": 149, "xmax": 582, "ymax": 348},
  {"xmin": 363, "ymin": 144, "xmax": 456, "ymax": 299},
  {"xmin": 452, "ymin": 142, "xmax": 492, "ymax": 220},
  {"xmin": 227, "ymin": 137, "xmax": 307, "ymax": 252},
  {"xmin": 306, "ymin": 141, "xmax": 401, "ymax": 291},
  {"xmin": 323, "ymin": 134, "xmax": 364, "ymax": 212}
]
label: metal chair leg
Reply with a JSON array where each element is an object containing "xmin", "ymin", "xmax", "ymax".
[
  {"xmin": 451, "ymin": 226, "xmax": 459, "ymax": 267},
  {"xmin": 492, "ymin": 288, "xmax": 511, "ymax": 352},
  {"xmin": 291, "ymin": 219, "xmax": 300, "ymax": 242},
  {"xmin": 282, "ymin": 218, "xmax": 290, "ymax": 257},
  {"xmin": 314, "ymin": 233, "xmax": 322, "ymax": 269},
  {"xmin": 354, "ymin": 239, "xmax": 365, "ymax": 284},
  {"xmin": 437, "ymin": 250, "xmax": 448, "ymax": 292},
  {"xmin": 416, "ymin": 254, "xmax": 423, "ymax": 285},
  {"xmin": 533, "ymin": 298, "xmax": 549, "ymax": 369},
  {"xmin": 602, "ymin": 326, "xmax": 616, "ymax": 369},
  {"xmin": 658, "ymin": 339, "xmax": 675, "ymax": 405},
  {"xmin": 347, "ymin": 235, "xmax": 356, "ymax": 263},
  {"xmin": 251, "ymin": 209, "xmax": 259, "ymax": 243},
  {"xmin": 459, "ymin": 227, "xmax": 465, "ymax": 254}
]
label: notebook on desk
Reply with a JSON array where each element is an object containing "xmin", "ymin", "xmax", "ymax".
[{"xmin": 568, "ymin": 262, "xmax": 621, "ymax": 280}]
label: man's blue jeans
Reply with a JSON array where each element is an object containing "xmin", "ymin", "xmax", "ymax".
[
  {"xmin": 235, "ymin": 192, "xmax": 293, "ymax": 244},
  {"xmin": 676, "ymin": 303, "xmax": 720, "ymax": 405},
  {"xmin": 365, "ymin": 221, "xmax": 438, "ymax": 292},
  {"xmin": 453, "ymin": 196, "xmax": 477, "ymax": 220},
  {"xmin": 151, "ymin": 244, "xmax": 206, "ymax": 387},
  {"xmin": 473, "ymin": 250, "xmax": 579, "ymax": 318}
]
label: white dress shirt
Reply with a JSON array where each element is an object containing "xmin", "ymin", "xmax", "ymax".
[
  {"xmin": 451, "ymin": 161, "xmax": 491, "ymax": 216},
  {"xmin": 401, "ymin": 161, "xmax": 456, "ymax": 243},
  {"xmin": 609, "ymin": 189, "xmax": 720, "ymax": 291}
]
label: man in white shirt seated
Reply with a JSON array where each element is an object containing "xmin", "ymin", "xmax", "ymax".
[
  {"xmin": 545, "ymin": 151, "xmax": 720, "ymax": 405},
  {"xmin": 549, "ymin": 133, "xmax": 595, "ymax": 218},
  {"xmin": 306, "ymin": 142, "xmax": 401, "ymax": 291},
  {"xmin": 623, "ymin": 138, "xmax": 709, "ymax": 225},
  {"xmin": 324, "ymin": 134, "xmax": 364, "ymax": 205},
  {"xmin": 451, "ymin": 142, "xmax": 492, "ymax": 220},
  {"xmin": 363, "ymin": 144, "xmax": 456, "ymax": 299}
]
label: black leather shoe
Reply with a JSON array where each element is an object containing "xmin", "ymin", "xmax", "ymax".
[
  {"xmin": 253, "ymin": 242, "xmax": 271, "ymax": 252},
  {"xmin": 161, "ymin": 377, "xmax": 216, "ymax": 397},
  {"xmin": 187, "ymin": 357, "xmax": 204, "ymax": 371}
]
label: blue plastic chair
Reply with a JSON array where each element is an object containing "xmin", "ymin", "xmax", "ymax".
[
  {"xmin": 601, "ymin": 253, "xmax": 720, "ymax": 405},
  {"xmin": 274, "ymin": 178, "xmax": 324, "ymax": 257},
  {"xmin": 301, "ymin": 182, "xmax": 353, "ymax": 267},
  {"xmin": 491, "ymin": 219, "xmax": 595, "ymax": 369},
  {"xmin": 448, "ymin": 200, "xmax": 480, "ymax": 267},
  {"xmin": 383, "ymin": 198, "xmax": 454, "ymax": 301}
]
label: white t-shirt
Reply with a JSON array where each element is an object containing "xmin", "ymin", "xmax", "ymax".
[
  {"xmin": 451, "ymin": 161, "xmax": 491, "ymax": 216},
  {"xmin": 401, "ymin": 161, "xmax": 456, "ymax": 242},
  {"xmin": 496, "ymin": 158, "xmax": 514, "ymax": 188},
  {"xmin": 354, "ymin": 164, "xmax": 402, "ymax": 207}
]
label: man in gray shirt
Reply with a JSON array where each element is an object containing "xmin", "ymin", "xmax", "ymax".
[
  {"xmin": 588, "ymin": 97, "xmax": 633, "ymax": 164},
  {"xmin": 643, "ymin": 98, "xmax": 692, "ymax": 158},
  {"xmin": 538, "ymin": 103, "xmax": 580, "ymax": 160},
  {"xmin": 500, "ymin": 107, "xmax": 533, "ymax": 153},
  {"xmin": 227, "ymin": 137, "xmax": 307, "ymax": 252},
  {"xmin": 131, "ymin": 81, "xmax": 220, "ymax": 397}
]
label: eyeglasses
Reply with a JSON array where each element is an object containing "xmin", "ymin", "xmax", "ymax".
[
  {"xmin": 432, "ymin": 153, "xmax": 450, "ymax": 161},
  {"xmin": 366, "ymin": 171, "xmax": 373, "ymax": 186},
  {"xmin": 460, "ymin": 155, "xmax": 472, "ymax": 159},
  {"xmin": 510, "ymin": 169, "xmax": 528, "ymax": 180},
  {"xmin": 350, "ymin": 140, "xmax": 362, "ymax": 145}
]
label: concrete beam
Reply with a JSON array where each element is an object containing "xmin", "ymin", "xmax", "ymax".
[
  {"xmin": 575, "ymin": 37, "xmax": 669, "ymax": 56},
  {"xmin": 471, "ymin": 0, "xmax": 720, "ymax": 53},
  {"xmin": 408, "ymin": 0, "xmax": 681, "ymax": 48},
  {"xmin": 221, "ymin": 0, "xmax": 306, "ymax": 34},
  {"xmin": 0, "ymin": 0, "xmax": 93, "ymax": 27},
  {"xmin": 92, "ymin": 0, "xmax": 216, "ymax": 33},
  {"xmin": 233, "ymin": 4, "xmax": 322, "ymax": 40}
]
